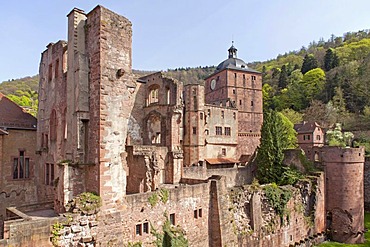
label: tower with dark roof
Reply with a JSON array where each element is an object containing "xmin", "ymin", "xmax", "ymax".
[{"xmin": 204, "ymin": 44, "xmax": 263, "ymax": 161}]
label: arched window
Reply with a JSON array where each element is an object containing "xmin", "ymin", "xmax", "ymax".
[
  {"xmin": 148, "ymin": 86, "xmax": 159, "ymax": 104},
  {"xmin": 50, "ymin": 109, "xmax": 57, "ymax": 141}
]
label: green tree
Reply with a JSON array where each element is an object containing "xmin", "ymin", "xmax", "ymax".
[
  {"xmin": 278, "ymin": 64, "xmax": 288, "ymax": 89},
  {"xmin": 326, "ymin": 123, "xmax": 354, "ymax": 147},
  {"xmin": 280, "ymin": 108, "xmax": 303, "ymax": 125},
  {"xmin": 302, "ymin": 68, "xmax": 326, "ymax": 101},
  {"xmin": 256, "ymin": 110, "xmax": 300, "ymax": 185},
  {"xmin": 324, "ymin": 48, "xmax": 339, "ymax": 71},
  {"xmin": 301, "ymin": 54, "xmax": 318, "ymax": 74}
]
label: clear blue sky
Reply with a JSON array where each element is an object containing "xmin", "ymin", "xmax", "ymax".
[{"xmin": 1, "ymin": 0, "xmax": 370, "ymax": 82}]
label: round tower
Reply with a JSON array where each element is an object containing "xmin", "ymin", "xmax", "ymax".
[{"xmin": 322, "ymin": 146, "xmax": 365, "ymax": 244}]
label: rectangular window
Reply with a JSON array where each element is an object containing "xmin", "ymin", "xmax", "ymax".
[
  {"xmin": 170, "ymin": 213, "xmax": 175, "ymax": 225},
  {"xmin": 55, "ymin": 59, "xmax": 59, "ymax": 79},
  {"xmin": 233, "ymin": 112, "xmax": 236, "ymax": 119},
  {"xmin": 251, "ymin": 75, "xmax": 256, "ymax": 81},
  {"xmin": 194, "ymin": 210, "xmax": 198, "ymax": 219},
  {"xmin": 199, "ymin": 209, "xmax": 203, "ymax": 218},
  {"xmin": 192, "ymin": 127, "xmax": 197, "ymax": 135},
  {"xmin": 221, "ymin": 111, "xmax": 224, "ymax": 118},
  {"xmin": 48, "ymin": 64, "xmax": 53, "ymax": 82},
  {"xmin": 233, "ymin": 89, "xmax": 236, "ymax": 94},
  {"xmin": 251, "ymin": 101, "xmax": 254, "ymax": 106},
  {"xmin": 307, "ymin": 135, "xmax": 310, "ymax": 140},
  {"xmin": 13, "ymin": 151, "xmax": 30, "ymax": 179},
  {"xmin": 25, "ymin": 158, "xmax": 30, "ymax": 178},
  {"xmin": 13, "ymin": 158, "xmax": 19, "ymax": 179},
  {"xmin": 143, "ymin": 222, "xmax": 149, "ymax": 234},
  {"xmin": 317, "ymin": 135, "xmax": 321, "ymax": 140},
  {"xmin": 50, "ymin": 164, "xmax": 55, "ymax": 185},
  {"xmin": 243, "ymin": 75, "xmax": 246, "ymax": 87},
  {"xmin": 45, "ymin": 163, "xmax": 50, "ymax": 185},
  {"xmin": 207, "ymin": 109, "xmax": 211, "ymax": 117},
  {"xmin": 239, "ymin": 100, "xmax": 242, "ymax": 106},
  {"xmin": 225, "ymin": 127, "xmax": 231, "ymax": 136},
  {"xmin": 200, "ymin": 112, "xmax": 203, "ymax": 120},
  {"xmin": 222, "ymin": 148, "xmax": 226, "ymax": 156},
  {"xmin": 136, "ymin": 224, "xmax": 142, "ymax": 236},
  {"xmin": 216, "ymin": 126, "xmax": 222, "ymax": 135}
]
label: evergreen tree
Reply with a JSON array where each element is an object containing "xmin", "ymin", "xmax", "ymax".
[
  {"xmin": 324, "ymin": 48, "xmax": 339, "ymax": 71},
  {"xmin": 301, "ymin": 54, "xmax": 318, "ymax": 74},
  {"xmin": 256, "ymin": 110, "xmax": 300, "ymax": 185},
  {"xmin": 278, "ymin": 65, "xmax": 288, "ymax": 89}
]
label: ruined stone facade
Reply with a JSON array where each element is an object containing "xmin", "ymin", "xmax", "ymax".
[{"xmin": 0, "ymin": 5, "xmax": 366, "ymax": 247}]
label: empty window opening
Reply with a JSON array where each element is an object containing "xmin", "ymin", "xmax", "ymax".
[
  {"xmin": 200, "ymin": 112, "xmax": 203, "ymax": 120},
  {"xmin": 55, "ymin": 59, "xmax": 59, "ymax": 79},
  {"xmin": 239, "ymin": 100, "xmax": 242, "ymax": 106},
  {"xmin": 166, "ymin": 88, "xmax": 170, "ymax": 104},
  {"xmin": 251, "ymin": 101, "xmax": 254, "ymax": 106},
  {"xmin": 222, "ymin": 148, "xmax": 226, "ymax": 156},
  {"xmin": 48, "ymin": 64, "xmax": 53, "ymax": 82},
  {"xmin": 170, "ymin": 213, "xmax": 176, "ymax": 225},
  {"xmin": 198, "ymin": 209, "xmax": 202, "ymax": 217},
  {"xmin": 194, "ymin": 210, "xmax": 198, "ymax": 219},
  {"xmin": 149, "ymin": 87, "xmax": 159, "ymax": 104},
  {"xmin": 50, "ymin": 110, "xmax": 57, "ymax": 141}
]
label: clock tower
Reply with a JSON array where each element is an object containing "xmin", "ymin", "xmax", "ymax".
[{"xmin": 204, "ymin": 43, "xmax": 263, "ymax": 161}]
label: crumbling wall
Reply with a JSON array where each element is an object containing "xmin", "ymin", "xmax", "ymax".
[
  {"xmin": 183, "ymin": 165, "xmax": 254, "ymax": 187},
  {"xmin": 218, "ymin": 173, "xmax": 326, "ymax": 247},
  {"xmin": 96, "ymin": 182, "xmax": 211, "ymax": 246}
]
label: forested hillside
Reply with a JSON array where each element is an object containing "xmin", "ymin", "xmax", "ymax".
[
  {"xmin": 0, "ymin": 75, "xmax": 39, "ymax": 116},
  {"xmin": 2, "ymin": 30, "xmax": 370, "ymax": 134}
]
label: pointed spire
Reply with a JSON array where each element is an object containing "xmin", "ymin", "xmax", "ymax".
[{"xmin": 228, "ymin": 41, "xmax": 237, "ymax": 58}]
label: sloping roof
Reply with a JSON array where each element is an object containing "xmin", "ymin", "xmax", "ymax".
[
  {"xmin": 294, "ymin": 122, "xmax": 320, "ymax": 134},
  {"xmin": 205, "ymin": 157, "xmax": 239, "ymax": 165},
  {"xmin": 0, "ymin": 92, "xmax": 37, "ymax": 130}
]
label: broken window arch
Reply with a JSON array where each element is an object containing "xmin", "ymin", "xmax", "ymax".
[{"xmin": 148, "ymin": 85, "xmax": 160, "ymax": 105}]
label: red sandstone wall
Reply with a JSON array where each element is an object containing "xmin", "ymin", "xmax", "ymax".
[
  {"xmin": 323, "ymin": 147, "xmax": 365, "ymax": 244},
  {"xmin": 96, "ymin": 182, "xmax": 211, "ymax": 246},
  {"xmin": 0, "ymin": 129, "xmax": 47, "ymax": 218},
  {"xmin": 218, "ymin": 173, "xmax": 326, "ymax": 246}
]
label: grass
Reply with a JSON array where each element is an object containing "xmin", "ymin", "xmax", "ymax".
[{"xmin": 316, "ymin": 212, "xmax": 370, "ymax": 247}]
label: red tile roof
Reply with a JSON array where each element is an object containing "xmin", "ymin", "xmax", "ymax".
[
  {"xmin": 205, "ymin": 158, "xmax": 239, "ymax": 165},
  {"xmin": 0, "ymin": 92, "xmax": 37, "ymax": 130},
  {"xmin": 294, "ymin": 122, "xmax": 320, "ymax": 134}
]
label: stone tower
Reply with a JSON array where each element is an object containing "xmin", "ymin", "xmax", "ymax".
[
  {"xmin": 204, "ymin": 43, "xmax": 263, "ymax": 161},
  {"xmin": 323, "ymin": 146, "xmax": 365, "ymax": 244},
  {"xmin": 38, "ymin": 6, "xmax": 135, "ymax": 212},
  {"xmin": 183, "ymin": 83, "xmax": 206, "ymax": 166}
]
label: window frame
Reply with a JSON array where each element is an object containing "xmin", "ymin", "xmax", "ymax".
[{"xmin": 12, "ymin": 150, "xmax": 30, "ymax": 180}]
